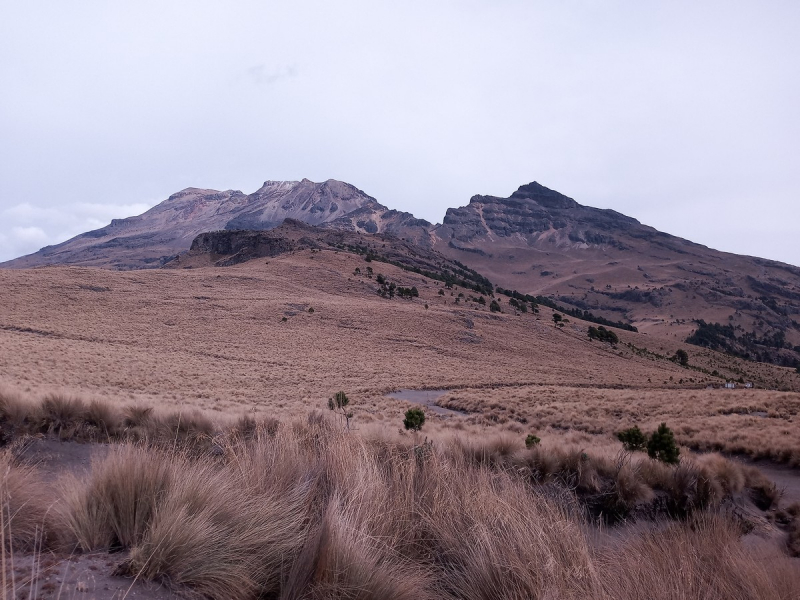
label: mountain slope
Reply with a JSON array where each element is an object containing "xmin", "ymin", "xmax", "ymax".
[{"xmin": 430, "ymin": 182, "xmax": 800, "ymax": 365}]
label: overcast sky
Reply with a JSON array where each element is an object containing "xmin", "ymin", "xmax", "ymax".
[{"xmin": 1, "ymin": 1, "xmax": 799, "ymax": 265}]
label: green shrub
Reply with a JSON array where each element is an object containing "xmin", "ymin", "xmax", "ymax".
[
  {"xmin": 525, "ymin": 434, "xmax": 540, "ymax": 448},
  {"xmin": 490, "ymin": 300, "xmax": 501, "ymax": 313},
  {"xmin": 647, "ymin": 423, "xmax": 680, "ymax": 464},
  {"xmin": 617, "ymin": 426, "xmax": 647, "ymax": 452},
  {"xmin": 403, "ymin": 408, "xmax": 425, "ymax": 432},
  {"xmin": 674, "ymin": 349, "xmax": 689, "ymax": 366},
  {"xmin": 588, "ymin": 326, "xmax": 618, "ymax": 344},
  {"xmin": 553, "ymin": 313, "xmax": 562, "ymax": 325}
]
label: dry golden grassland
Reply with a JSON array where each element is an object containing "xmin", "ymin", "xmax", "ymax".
[
  {"xmin": 440, "ymin": 386, "xmax": 800, "ymax": 465},
  {"xmin": 1, "ymin": 248, "xmax": 798, "ymax": 458},
  {"xmin": 3, "ymin": 248, "xmax": 800, "ymax": 598},
  {"xmin": 2, "ymin": 397, "xmax": 800, "ymax": 600}
]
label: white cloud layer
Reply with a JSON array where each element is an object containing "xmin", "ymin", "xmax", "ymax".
[
  {"xmin": 1, "ymin": 1, "xmax": 798, "ymax": 265},
  {"xmin": 0, "ymin": 202, "xmax": 153, "ymax": 262}
]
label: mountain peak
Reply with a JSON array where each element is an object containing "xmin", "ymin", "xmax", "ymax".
[{"xmin": 510, "ymin": 182, "xmax": 579, "ymax": 209}]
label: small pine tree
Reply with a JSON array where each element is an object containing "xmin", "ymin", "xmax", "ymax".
[
  {"xmin": 647, "ymin": 423, "xmax": 680, "ymax": 464},
  {"xmin": 403, "ymin": 408, "xmax": 426, "ymax": 431},
  {"xmin": 617, "ymin": 426, "xmax": 647, "ymax": 452},
  {"xmin": 328, "ymin": 391, "xmax": 354, "ymax": 430},
  {"xmin": 525, "ymin": 434, "xmax": 541, "ymax": 448},
  {"xmin": 553, "ymin": 313, "xmax": 562, "ymax": 325},
  {"xmin": 490, "ymin": 300, "xmax": 501, "ymax": 313}
]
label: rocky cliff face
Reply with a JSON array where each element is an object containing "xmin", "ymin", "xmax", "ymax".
[
  {"xmin": 167, "ymin": 219, "xmax": 479, "ymax": 284},
  {"xmin": 436, "ymin": 181, "xmax": 662, "ymax": 251}
]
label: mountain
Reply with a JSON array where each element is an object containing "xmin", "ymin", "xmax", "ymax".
[
  {"xmin": 429, "ymin": 182, "xmax": 800, "ymax": 365},
  {"xmin": 1, "ymin": 179, "xmax": 428, "ymax": 270},
  {"xmin": 3, "ymin": 177, "xmax": 799, "ymax": 366}
]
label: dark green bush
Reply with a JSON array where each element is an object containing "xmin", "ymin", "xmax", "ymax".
[
  {"xmin": 588, "ymin": 326, "xmax": 619, "ymax": 344},
  {"xmin": 648, "ymin": 423, "xmax": 680, "ymax": 464},
  {"xmin": 525, "ymin": 434, "xmax": 540, "ymax": 448},
  {"xmin": 490, "ymin": 300, "xmax": 501, "ymax": 313},
  {"xmin": 617, "ymin": 426, "xmax": 647, "ymax": 452},
  {"xmin": 403, "ymin": 408, "xmax": 426, "ymax": 432},
  {"xmin": 674, "ymin": 349, "xmax": 689, "ymax": 366}
]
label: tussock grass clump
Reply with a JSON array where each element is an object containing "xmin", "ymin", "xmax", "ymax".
[
  {"xmin": 597, "ymin": 515, "xmax": 800, "ymax": 600},
  {"xmin": 37, "ymin": 394, "xmax": 88, "ymax": 438},
  {"xmin": 60, "ymin": 446, "xmax": 173, "ymax": 550},
  {"xmin": 418, "ymin": 460, "xmax": 596, "ymax": 598},
  {"xmin": 1, "ymin": 451, "xmax": 59, "ymax": 552},
  {"xmin": 2, "ymin": 402, "xmax": 799, "ymax": 599},
  {"xmin": 126, "ymin": 453, "xmax": 309, "ymax": 598}
]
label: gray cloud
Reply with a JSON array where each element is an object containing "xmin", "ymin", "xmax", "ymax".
[
  {"xmin": 246, "ymin": 64, "xmax": 298, "ymax": 86},
  {"xmin": 1, "ymin": 0, "xmax": 798, "ymax": 265},
  {"xmin": 0, "ymin": 202, "xmax": 154, "ymax": 261}
]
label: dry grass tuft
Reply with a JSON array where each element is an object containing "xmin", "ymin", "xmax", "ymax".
[
  {"xmin": 597, "ymin": 515, "xmax": 800, "ymax": 600},
  {"xmin": 60, "ymin": 446, "xmax": 173, "ymax": 551},
  {"xmin": 1, "ymin": 451, "xmax": 59, "ymax": 552},
  {"xmin": 1, "ymin": 403, "xmax": 798, "ymax": 599}
]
